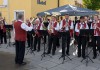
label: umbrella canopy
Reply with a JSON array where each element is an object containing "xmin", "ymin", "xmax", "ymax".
[{"xmin": 37, "ymin": 5, "xmax": 99, "ymax": 16}]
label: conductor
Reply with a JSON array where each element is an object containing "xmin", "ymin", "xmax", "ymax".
[{"xmin": 14, "ymin": 14, "xmax": 33, "ymax": 65}]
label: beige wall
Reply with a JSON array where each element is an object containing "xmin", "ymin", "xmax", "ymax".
[
  {"xmin": 0, "ymin": 0, "xmax": 32, "ymax": 24},
  {"xmin": 0, "ymin": 0, "xmax": 76, "ymax": 24},
  {"xmin": 31, "ymin": 0, "xmax": 58, "ymax": 17},
  {"xmin": 9, "ymin": 0, "xmax": 32, "ymax": 23},
  {"xmin": 0, "ymin": 0, "xmax": 3, "ymax": 5},
  {"xmin": 60, "ymin": 0, "xmax": 75, "ymax": 6}
]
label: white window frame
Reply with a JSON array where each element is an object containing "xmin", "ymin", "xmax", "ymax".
[{"xmin": 14, "ymin": 10, "xmax": 25, "ymax": 20}]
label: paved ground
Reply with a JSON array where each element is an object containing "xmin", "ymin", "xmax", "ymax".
[{"xmin": 0, "ymin": 42, "xmax": 100, "ymax": 70}]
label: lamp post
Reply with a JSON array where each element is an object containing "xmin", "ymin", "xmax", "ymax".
[
  {"xmin": 57, "ymin": 0, "xmax": 60, "ymax": 20},
  {"xmin": 58, "ymin": 0, "xmax": 60, "ymax": 7}
]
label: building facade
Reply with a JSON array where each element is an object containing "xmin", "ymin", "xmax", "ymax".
[{"xmin": 0, "ymin": 0, "xmax": 79, "ymax": 24}]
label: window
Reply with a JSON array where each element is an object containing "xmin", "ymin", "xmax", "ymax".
[
  {"xmin": 14, "ymin": 10, "xmax": 24, "ymax": 20},
  {"xmin": 3, "ymin": 0, "xmax": 8, "ymax": 6}
]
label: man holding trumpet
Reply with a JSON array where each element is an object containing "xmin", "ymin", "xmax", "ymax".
[
  {"xmin": 91, "ymin": 15, "xmax": 100, "ymax": 59},
  {"xmin": 60, "ymin": 14, "xmax": 74, "ymax": 56}
]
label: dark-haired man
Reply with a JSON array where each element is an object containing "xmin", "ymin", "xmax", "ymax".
[
  {"xmin": 75, "ymin": 16, "xmax": 89, "ymax": 59},
  {"xmin": 60, "ymin": 14, "xmax": 74, "ymax": 56},
  {"xmin": 91, "ymin": 15, "xmax": 100, "ymax": 59}
]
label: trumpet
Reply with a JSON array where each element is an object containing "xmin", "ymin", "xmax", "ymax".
[{"xmin": 49, "ymin": 23, "xmax": 54, "ymax": 34}]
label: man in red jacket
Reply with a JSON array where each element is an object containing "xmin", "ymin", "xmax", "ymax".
[
  {"xmin": 91, "ymin": 15, "xmax": 100, "ymax": 59},
  {"xmin": 14, "ymin": 14, "xmax": 33, "ymax": 65},
  {"xmin": 75, "ymin": 16, "xmax": 89, "ymax": 59},
  {"xmin": 59, "ymin": 14, "xmax": 74, "ymax": 56},
  {"xmin": 47, "ymin": 16, "xmax": 59, "ymax": 55}
]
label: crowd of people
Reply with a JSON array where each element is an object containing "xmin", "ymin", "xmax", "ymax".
[{"xmin": 0, "ymin": 13, "xmax": 100, "ymax": 65}]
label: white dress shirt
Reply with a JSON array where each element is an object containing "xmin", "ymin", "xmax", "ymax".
[
  {"xmin": 75, "ymin": 22, "xmax": 89, "ymax": 33},
  {"xmin": 90, "ymin": 20, "xmax": 100, "ymax": 36},
  {"xmin": 40, "ymin": 22, "xmax": 44, "ymax": 30},
  {"xmin": 48, "ymin": 21, "xmax": 59, "ymax": 31},
  {"xmin": 60, "ymin": 19, "xmax": 74, "ymax": 31},
  {"xmin": 34, "ymin": 23, "xmax": 43, "ymax": 30},
  {"xmin": 48, "ymin": 22, "xmax": 59, "ymax": 33},
  {"xmin": 18, "ymin": 20, "xmax": 33, "ymax": 31}
]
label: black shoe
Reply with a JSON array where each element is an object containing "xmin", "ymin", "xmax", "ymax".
[
  {"xmin": 66, "ymin": 53, "xmax": 70, "ymax": 56},
  {"xmin": 13, "ymin": 43, "xmax": 15, "ymax": 45},
  {"xmin": 93, "ymin": 56, "xmax": 97, "ymax": 59},
  {"xmin": 82, "ymin": 57, "xmax": 86, "ymax": 59},
  {"xmin": 61, "ymin": 55, "xmax": 64, "ymax": 57},
  {"xmin": 33, "ymin": 49, "xmax": 36, "ymax": 51},
  {"xmin": 37, "ymin": 50, "xmax": 40, "ymax": 52},
  {"xmin": 52, "ymin": 53, "xmax": 55, "ymax": 55},
  {"xmin": 27, "ymin": 46, "xmax": 30, "ymax": 48},
  {"xmin": 19, "ymin": 62, "xmax": 27, "ymax": 65},
  {"xmin": 46, "ymin": 52, "xmax": 50, "ymax": 54},
  {"xmin": 78, "ymin": 55, "xmax": 81, "ymax": 58},
  {"xmin": 15, "ymin": 62, "xmax": 18, "ymax": 64},
  {"xmin": 57, "ymin": 46, "xmax": 60, "ymax": 48}
]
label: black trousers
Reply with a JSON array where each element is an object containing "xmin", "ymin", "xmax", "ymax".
[
  {"xmin": 62, "ymin": 32, "xmax": 66, "ymax": 56},
  {"xmin": 62, "ymin": 31, "xmax": 70, "ymax": 56},
  {"xmin": 56, "ymin": 37, "xmax": 60, "ymax": 47},
  {"xmin": 43, "ymin": 35, "xmax": 47, "ymax": 44},
  {"xmin": 0, "ymin": 30, "xmax": 7, "ymax": 44},
  {"xmin": 15, "ymin": 40, "xmax": 25, "ymax": 64},
  {"xmin": 92, "ymin": 36, "xmax": 100, "ymax": 57},
  {"xmin": 47, "ymin": 35, "xmax": 57, "ymax": 54},
  {"xmin": 27, "ymin": 33, "xmax": 33, "ymax": 48},
  {"xmin": 44, "ymin": 35, "xmax": 47, "ymax": 44},
  {"xmin": 66, "ymin": 31, "xmax": 70, "ymax": 54},
  {"xmin": 33, "ymin": 35, "xmax": 41, "ymax": 51},
  {"xmin": 77, "ymin": 36, "xmax": 87, "ymax": 58}
]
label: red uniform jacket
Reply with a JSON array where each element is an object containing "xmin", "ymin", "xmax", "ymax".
[
  {"xmin": 92, "ymin": 21, "xmax": 100, "ymax": 36},
  {"xmin": 75, "ymin": 23, "xmax": 87, "ymax": 36},
  {"xmin": 0, "ymin": 25, "xmax": 6, "ymax": 33},
  {"xmin": 14, "ymin": 21, "xmax": 27, "ymax": 41},
  {"xmin": 48, "ymin": 21, "xmax": 58, "ymax": 36},
  {"xmin": 62, "ymin": 19, "xmax": 73, "ymax": 37}
]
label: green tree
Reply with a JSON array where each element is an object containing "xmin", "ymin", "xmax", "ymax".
[{"xmin": 83, "ymin": 0, "xmax": 100, "ymax": 10}]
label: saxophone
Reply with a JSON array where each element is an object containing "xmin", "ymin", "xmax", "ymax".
[{"xmin": 48, "ymin": 22, "xmax": 53, "ymax": 35}]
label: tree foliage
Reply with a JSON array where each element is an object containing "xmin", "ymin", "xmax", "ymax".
[{"xmin": 83, "ymin": 0, "xmax": 100, "ymax": 10}]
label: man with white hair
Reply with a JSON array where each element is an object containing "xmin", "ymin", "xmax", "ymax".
[
  {"xmin": 33, "ymin": 18, "xmax": 42, "ymax": 52},
  {"xmin": 91, "ymin": 15, "xmax": 100, "ymax": 59},
  {"xmin": 26, "ymin": 19, "xmax": 33, "ymax": 48}
]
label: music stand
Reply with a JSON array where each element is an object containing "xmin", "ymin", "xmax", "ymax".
[
  {"xmin": 5, "ymin": 25, "xmax": 13, "ymax": 48},
  {"xmin": 59, "ymin": 31, "xmax": 72, "ymax": 64},
  {"xmin": 26, "ymin": 29, "xmax": 35, "ymax": 55},
  {"xmin": 80, "ymin": 29, "xmax": 94, "ymax": 66},
  {"xmin": 38, "ymin": 30, "xmax": 52, "ymax": 60}
]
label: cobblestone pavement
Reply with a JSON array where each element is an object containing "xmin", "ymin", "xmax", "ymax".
[{"xmin": 0, "ymin": 42, "xmax": 100, "ymax": 70}]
